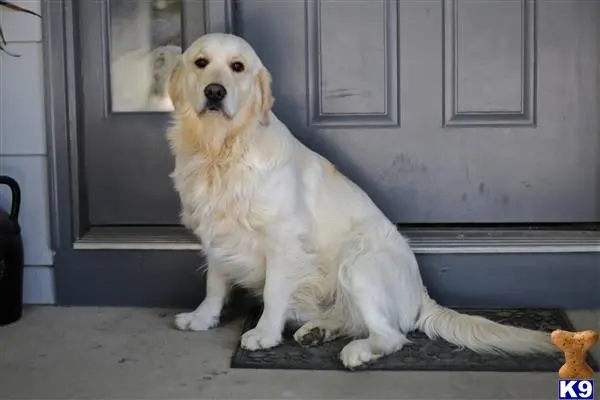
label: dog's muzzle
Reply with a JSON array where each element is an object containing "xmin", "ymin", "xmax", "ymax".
[{"xmin": 204, "ymin": 83, "xmax": 227, "ymax": 111}]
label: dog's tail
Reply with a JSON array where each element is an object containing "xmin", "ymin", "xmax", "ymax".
[{"xmin": 415, "ymin": 292, "xmax": 559, "ymax": 355}]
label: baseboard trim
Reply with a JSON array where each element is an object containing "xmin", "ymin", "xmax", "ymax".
[
  {"xmin": 54, "ymin": 249, "xmax": 600, "ymax": 309},
  {"xmin": 23, "ymin": 266, "xmax": 55, "ymax": 305}
]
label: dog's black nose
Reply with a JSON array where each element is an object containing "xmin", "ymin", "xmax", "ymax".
[{"xmin": 204, "ymin": 83, "xmax": 227, "ymax": 102}]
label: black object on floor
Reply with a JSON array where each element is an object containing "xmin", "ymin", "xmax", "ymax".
[
  {"xmin": 0, "ymin": 176, "xmax": 24, "ymax": 326},
  {"xmin": 231, "ymin": 307, "xmax": 599, "ymax": 371}
]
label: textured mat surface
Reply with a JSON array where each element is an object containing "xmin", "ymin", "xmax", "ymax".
[{"xmin": 231, "ymin": 308, "xmax": 599, "ymax": 371}]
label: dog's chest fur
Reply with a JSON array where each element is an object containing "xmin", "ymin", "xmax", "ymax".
[{"xmin": 171, "ymin": 153, "xmax": 270, "ymax": 290}]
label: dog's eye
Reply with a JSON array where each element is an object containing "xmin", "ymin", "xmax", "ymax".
[
  {"xmin": 230, "ymin": 61, "xmax": 245, "ymax": 73},
  {"xmin": 194, "ymin": 58, "xmax": 209, "ymax": 69}
]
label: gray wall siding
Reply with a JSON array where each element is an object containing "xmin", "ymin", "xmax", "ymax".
[{"xmin": 0, "ymin": 0, "xmax": 55, "ymax": 304}]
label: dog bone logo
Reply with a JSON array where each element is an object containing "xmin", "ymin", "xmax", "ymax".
[{"xmin": 551, "ymin": 329, "xmax": 598, "ymax": 379}]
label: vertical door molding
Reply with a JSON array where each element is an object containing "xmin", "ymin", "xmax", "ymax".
[
  {"xmin": 205, "ymin": 0, "xmax": 236, "ymax": 34},
  {"xmin": 43, "ymin": 0, "xmax": 81, "ymax": 249}
]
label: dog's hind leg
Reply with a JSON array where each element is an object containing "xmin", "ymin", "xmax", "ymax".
[
  {"xmin": 339, "ymin": 312, "xmax": 408, "ymax": 369},
  {"xmin": 337, "ymin": 248, "xmax": 416, "ymax": 369},
  {"xmin": 293, "ymin": 319, "xmax": 344, "ymax": 346}
]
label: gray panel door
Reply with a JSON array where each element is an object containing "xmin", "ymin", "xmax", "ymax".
[{"xmin": 80, "ymin": 0, "xmax": 600, "ymax": 225}]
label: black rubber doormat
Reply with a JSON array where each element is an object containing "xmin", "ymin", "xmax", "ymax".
[{"xmin": 230, "ymin": 308, "xmax": 599, "ymax": 371}]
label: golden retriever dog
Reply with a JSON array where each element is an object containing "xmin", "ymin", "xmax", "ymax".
[{"xmin": 167, "ymin": 33, "xmax": 558, "ymax": 369}]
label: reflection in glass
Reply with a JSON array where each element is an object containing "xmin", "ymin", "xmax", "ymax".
[{"xmin": 109, "ymin": 0, "xmax": 182, "ymax": 112}]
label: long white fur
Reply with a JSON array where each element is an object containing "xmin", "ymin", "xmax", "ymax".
[{"xmin": 167, "ymin": 33, "xmax": 558, "ymax": 369}]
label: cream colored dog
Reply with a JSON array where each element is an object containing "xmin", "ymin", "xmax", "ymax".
[{"xmin": 167, "ymin": 33, "xmax": 557, "ymax": 369}]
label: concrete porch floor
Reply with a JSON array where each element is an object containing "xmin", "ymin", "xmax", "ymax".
[{"xmin": 0, "ymin": 306, "xmax": 598, "ymax": 399}]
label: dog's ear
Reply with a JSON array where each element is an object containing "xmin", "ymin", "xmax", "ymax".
[
  {"xmin": 256, "ymin": 68, "xmax": 275, "ymax": 126},
  {"xmin": 168, "ymin": 58, "xmax": 185, "ymax": 109}
]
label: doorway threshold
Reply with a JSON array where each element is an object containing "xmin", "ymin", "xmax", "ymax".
[
  {"xmin": 74, "ymin": 226, "xmax": 201, "ymax": 250},
  {"xmin": 73, "ymin": 226, "xmax": 600, "ymax": 254}
]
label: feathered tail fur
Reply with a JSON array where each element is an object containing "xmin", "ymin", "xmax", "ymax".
[{"xmin": 416, "ymin": 292, "xmax": 560, "ymax": 355}]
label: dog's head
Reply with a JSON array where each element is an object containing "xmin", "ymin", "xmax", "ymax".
[{"xmin": 168, "ymin": 33, "xmax": 274, "ymax": 126}]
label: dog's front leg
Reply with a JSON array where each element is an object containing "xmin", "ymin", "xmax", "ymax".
[
  {"xmin": 174, "ymin": 256, "xmax": 229, "ymax": 331},
  {"xmin": 240, "ymin": 231, "xmax": 309, "ymax": 351}
]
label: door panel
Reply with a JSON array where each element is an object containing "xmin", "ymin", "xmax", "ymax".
[
  {"xmin": 444, "ymin": 0, "xmax": 535, "ymax": 124},
  {"xmin": 307, "ymin": 0, "xmax": 399, "ymax": 126},
  {"xmin": 78, "ymin": 0, "xmax": 202, "ymax": 225},
  {"xmin": 240, "ymin": 0, "xmax": 600, "ymax": 223}
]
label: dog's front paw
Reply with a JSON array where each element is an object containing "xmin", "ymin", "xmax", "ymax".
[
  {"xmin": 174, "ymin": 311, "xmax": 219, "ymax": 331},
  {"xmin": 240, "ymin": 328, "xmax": 282, "ymax": 351}
]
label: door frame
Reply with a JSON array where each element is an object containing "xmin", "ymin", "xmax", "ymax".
[{"xmin": 43, "ymin": 0, "xmax": 600, "ymax": 308}]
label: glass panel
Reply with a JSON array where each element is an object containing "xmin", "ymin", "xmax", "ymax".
[{"xmin": 108, "ymin": 0, "xmax": 182, "ymax": 112}]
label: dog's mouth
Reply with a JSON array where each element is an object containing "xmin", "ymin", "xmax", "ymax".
[
  {"xmin": 198, "ymin": 100, "xmax": 232, "ymax": 119},
  {"xmin": 206, "ymin": 101, "xmax": 223, "ymax": 113}
]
